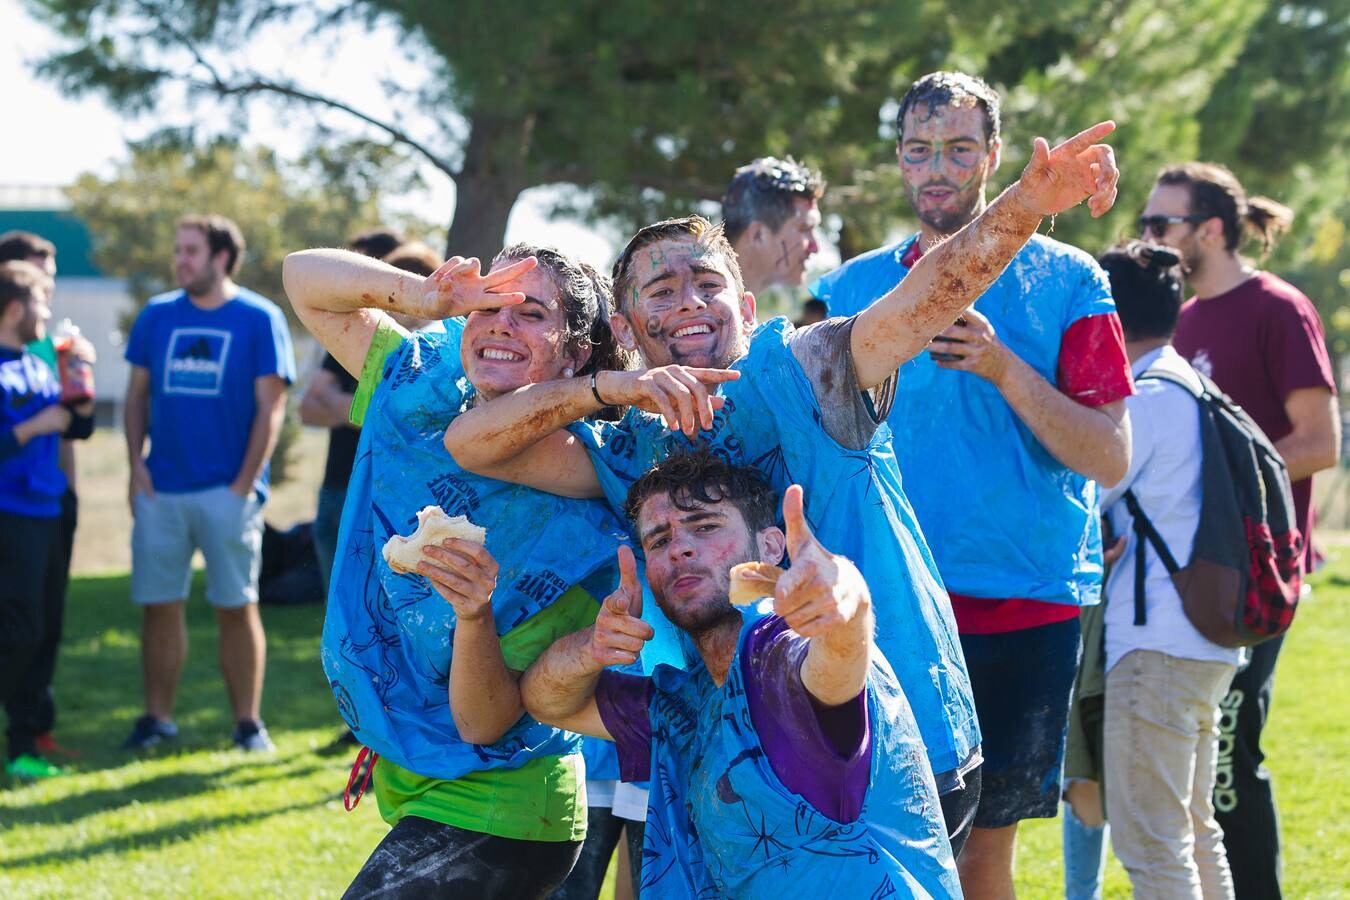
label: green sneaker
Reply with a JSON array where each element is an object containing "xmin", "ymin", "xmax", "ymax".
[{"xmin": 5, "ymin": 754, "xmax": 67, "ymax": 780}]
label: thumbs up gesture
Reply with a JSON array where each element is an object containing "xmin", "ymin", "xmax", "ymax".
[
  {"xmin": 590, "ymin": 545, "xmax": 656, "ymax": 669},
  {"xmin": 773, "ymin": 485, "xmax": 870, "ymax": 638}
]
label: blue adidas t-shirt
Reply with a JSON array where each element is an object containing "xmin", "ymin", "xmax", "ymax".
[
  {"xmin": 124, "ymin": 288, "xmax": 296, "ymax": 500},
  {"xmin": 811, "ymin": 233, "xmax": 1131, "ymax": 605}
]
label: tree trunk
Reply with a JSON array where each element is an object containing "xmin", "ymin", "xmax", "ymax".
[{"xmin": 444, "ymin": 113, "xmax": 533, "ymax": 262}]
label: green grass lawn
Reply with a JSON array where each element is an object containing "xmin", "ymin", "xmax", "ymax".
[{"xmin": 3, "ymin": 563, "xmax": 1348, "ymax": 897}]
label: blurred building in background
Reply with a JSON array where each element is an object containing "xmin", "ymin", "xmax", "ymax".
[{"xmin": 0, "ymin": 184, "xmax": 133, "ymax": 425}]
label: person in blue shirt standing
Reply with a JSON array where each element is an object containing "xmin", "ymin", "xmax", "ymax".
[
  {"xmin": 0, "ymin": 261, "xmax": 93, "ymax": 780},
  {"xmin": 445, "ymin": 117, "xmax": 1121, "ymax": 858},
  {"xmin": 121, "ymin": 214, "xmax": 296, "ymax": 753},
  {"xmin": 810, "ymin": 72, "xmax": 1135, "ymax": 897}
]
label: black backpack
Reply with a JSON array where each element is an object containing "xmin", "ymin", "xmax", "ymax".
[{"xmin": 1120, "ymin": 364, "xmax": 1302, "ymax": 648}]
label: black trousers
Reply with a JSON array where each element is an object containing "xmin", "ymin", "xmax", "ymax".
[
  {"xmin": 548, "ymin": 806, "xmax": 644, "ymax": 900},
  {"xmin": 1214, "ymin": 635, "xmax": 1285, "ymax": 900},
  {"xmin": 941, "ymin": 763, "xmax": 983, "ymax": 858},
  {"xmin": 0, "ymin": 507, "xmax": 63, "ymax": 759},
  {"xmin": 344, "ymin": 816, "xmax": 582, "ymax": 899}
]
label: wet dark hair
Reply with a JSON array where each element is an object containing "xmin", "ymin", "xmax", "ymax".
[
  {"xmin": 1099, "ymin": 241, "xmax": 1184, "ymax": 341},
  {"xmin": 896, "ymin": 71, "xmax": 1001, "ymax": 146},
  {"xmin": 0, "ymin": 231, "xmax": 55, "ymax": 264},
  {"xmin": 721, "ymin": 156, "xmax": 825, "ymax": 244},
  {"xmin": 1156, "ymin": 163, "xmax": 1293, "ymax": 255},
  {"xmin": 624, "ymin": 448, "xmax": 778, "ymax": 537},
  {"xmin": 177, "ymin": 214, "xmax": 246, "ymax": 276},
  {"xmin": 491, "ymin": 243, "xmax": 632, "ymax": 380},
  {"xmin": 348, "ymin": 229, "xmax": 405, "ymax": 260},
  {"xmin": 612, "ymin": 216, "xmax": 744, "ymax": 315}
]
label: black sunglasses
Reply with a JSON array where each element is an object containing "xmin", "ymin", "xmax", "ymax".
[{"xmin": 1138, "ymin": 214, "xmax": 1208, "ymax": 235}]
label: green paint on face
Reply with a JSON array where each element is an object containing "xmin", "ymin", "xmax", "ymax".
[{"xmin": 903, "ymin": 139, "xmax": 981, "ymax": 170}]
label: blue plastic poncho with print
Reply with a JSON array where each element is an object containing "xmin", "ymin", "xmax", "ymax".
[
  {"xmin": 811, "ymin": 234, "xmax": 1119, "ymax": 605},
  {"xmin": 569, "ymin": 317, "xmax": 978, "ymax": 777},
  {"xmin": 322, "ymin": 320, "xmax": 630, "ymax": 780},
  {"xmin": 637, "ymin": 605, "xmax": 961, "ymax": 899}
]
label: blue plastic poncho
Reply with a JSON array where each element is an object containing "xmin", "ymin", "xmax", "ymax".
[{"xmin": 322, "ymin": 321, "xmax": 630, "ymax": 779}]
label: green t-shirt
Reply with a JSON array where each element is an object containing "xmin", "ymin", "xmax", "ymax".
[
  {"xmin": 372, "ymin": 585, "xmax": 601, "ymax": 840},
  {"xmin": 27, "ymin": 335, "xmax": 58, "ymax": 375},
  {"xmin": 349, "ymin": 318, "xmax": 409, "ymax": 427},
  {"xmin": 355, "ymin": 323, "xmax": 603, "ymax": 841}
]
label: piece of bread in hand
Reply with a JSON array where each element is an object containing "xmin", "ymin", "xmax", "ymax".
[
  {"xmin": 383, "ymin": 505, "xmax": 487, "ymax": 575},
  {"xmin": 728, "ymin": 561, "xmax": 786, "ymax": 606}
]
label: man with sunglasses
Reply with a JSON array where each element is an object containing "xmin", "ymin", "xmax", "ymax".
[
  {"xmin": 809, "ymin": 71, "xmax": 1134, "ymax": 898},
  {"xmin": 1141, "ymin": 163, "xmax": 1337, "ymax": 900}
]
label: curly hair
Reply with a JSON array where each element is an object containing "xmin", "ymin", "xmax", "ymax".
[
  {"xmin": 896, "ymin": 71, "xmax": 1001, "ymax": 147},
  {"xmin": 624, "ymin": 448, "xmax": 778, "ymax": 536}
]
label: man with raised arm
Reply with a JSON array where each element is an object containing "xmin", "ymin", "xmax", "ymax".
[
  {"xmin": 522, "ymin": 451, "xmax": 961, "ymax": 898},
  {"xmin": 446, "ymin": 120, "xmax": 1119, "ymax": 853},
  {"xmin": 809, "ymin": 73, "xmax": 1135, "ymax": 896}
]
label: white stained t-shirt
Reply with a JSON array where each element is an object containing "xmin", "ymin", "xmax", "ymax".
[{"xmin": 1101, "ymin": 345, "xmax": 1243, "ymax": 671}]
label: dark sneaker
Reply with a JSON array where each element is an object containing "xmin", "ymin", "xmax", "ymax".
[
  {"xmin": 121, "ymin": 715, "xmax": 178, "ymax": 750},
  {"xmin": 6, "ymin": 753, "xmax": 67, "ymax": 780},
  {"xmin": 232, "ymin": 719, "xmax": 276, "ymax": 752}
]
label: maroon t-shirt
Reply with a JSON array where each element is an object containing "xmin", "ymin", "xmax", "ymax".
[{"xmin": 1173, "ymin": 271, "xmax": 1336, "ymax": 566}]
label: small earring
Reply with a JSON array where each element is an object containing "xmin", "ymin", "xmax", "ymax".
[{"xmin": 563, "ymin": 367, "xmax": 575, "ymax": 378}]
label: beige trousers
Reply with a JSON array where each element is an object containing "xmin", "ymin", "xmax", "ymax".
[{"xmin": 1104, "ymin": 649, "xmax": 1237, "ymax": 900}]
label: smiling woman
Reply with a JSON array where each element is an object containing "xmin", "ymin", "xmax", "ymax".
[{"xmin": 279, "ymin": 242, "xmax": 638, "ymax": 898}]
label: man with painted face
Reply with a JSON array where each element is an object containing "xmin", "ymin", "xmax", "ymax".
[
  {"xmin": 807, "ymin": 72, "xmax": 1135, "ymax": 896},
  {"xmin": 522, "ymin": 451, "xmax": 961, "ymax": 898},
  {"xmin": 445, "ymin": 115, "xmax": 1120, "ymax": 857},
  {"xmin": 721, "ymin": 156, "xmax": 824, "ymax": 296}
]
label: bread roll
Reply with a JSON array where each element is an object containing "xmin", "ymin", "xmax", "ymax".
[
  {"xmin": 383, "ymin": 506, "xmax": 488, "ymax": 575},
  {"xmin": 728, "ymin": 561, "xmax": 786, "ymax": 606}
]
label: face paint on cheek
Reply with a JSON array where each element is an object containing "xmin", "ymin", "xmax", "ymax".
[{"xmin": 645, "ymin": 315, "xmax": 663, "ymax": 339}]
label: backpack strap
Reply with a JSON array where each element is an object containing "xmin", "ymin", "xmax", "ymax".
[
  {"xmin": 1134, "ymin": 365, "xmax": 1203, "ymax": 393},
  {"xmin": 1121, "ymin": 489, "xmax": 1183, "ymax": 626}
]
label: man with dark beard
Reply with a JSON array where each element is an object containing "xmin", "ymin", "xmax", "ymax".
[
  {"xmin": 810, "ymin": 72, "xmax": 1135, "ymax": 899},
  {"xmin": 1141, "ymin": 162, "xmax": 1338, "ymax": 900},
  {"xmin": 445, "ymin": 109, "xmax": 1121, "ymax": 868},
  {"xmin": 121, "ymin": 215, "xmax": 295, "ymax": 754}
]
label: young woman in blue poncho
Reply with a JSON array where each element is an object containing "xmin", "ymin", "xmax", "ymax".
[{"xmin": 283, "ymin": 244, "xmax": 633, "ymax": 898}]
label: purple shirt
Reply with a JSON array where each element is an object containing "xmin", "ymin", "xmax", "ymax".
[
  {"xmin": 1173, "ymin": 271, "xmax": 1337, "ymax": 568},
  {"xmin": 596, "ymin": 615, "xmax": 872, "ymax": 822}
]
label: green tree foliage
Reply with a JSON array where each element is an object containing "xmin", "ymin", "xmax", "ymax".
[
  {"xmin": 66, "ymin": 131, "xmax": 432, "ymax": 482},
  {"xmin": 25, "ymin": 0, "xmax": 1347, "ymax": 352},
  {"xmin": 66, "ymin": 130, "xmax": 428, "ymax": 310}
]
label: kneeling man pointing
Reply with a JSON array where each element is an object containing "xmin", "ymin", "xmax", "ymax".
[{"xmin": 521, "ymin": 450, "xmax": 960, "ymax": 898}]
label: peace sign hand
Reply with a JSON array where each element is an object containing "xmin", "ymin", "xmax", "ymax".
[
  {"xmin": 772, "ymin": 485, "xmax": 870, "ymax": 638},
  {"xmin": 590, "ymin": 546, "xmax": 655, "ymax": 670},
  {"xmin": 411, "ymin": 255, "xmax": 539, "ymax": 320},
  {"xmin": 1013, "ymin": 121, "xmax": 1120, "ymax": 219}
]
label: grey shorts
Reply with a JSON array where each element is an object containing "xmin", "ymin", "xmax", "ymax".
[{"xmin": 130, "ymin": 486, "xmax": 263, "ymax": 608}]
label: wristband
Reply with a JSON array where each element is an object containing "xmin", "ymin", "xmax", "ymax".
[{"xmin": 590, "ymin": 371, "xmax": 607, "ymax": 406}]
